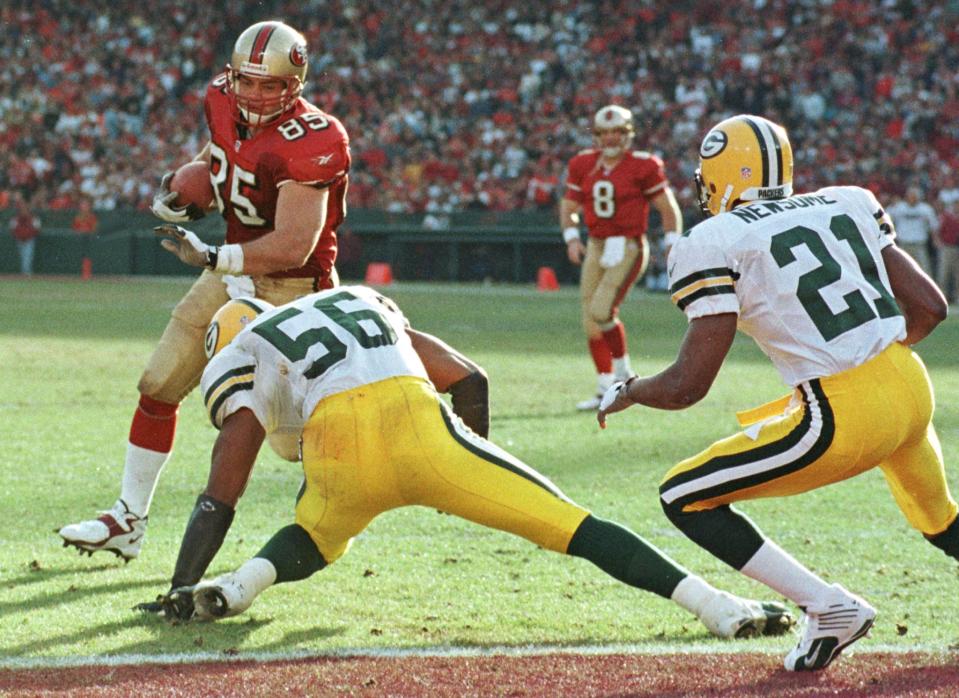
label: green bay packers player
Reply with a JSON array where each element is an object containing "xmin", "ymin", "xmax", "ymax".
[
  {"xmin": 58, "ymin": 20, "xmax": 350, "ymax": 561},
  {"xmin": 139, "ymin": 287, "xmax": 796, "ymax": 640},
  {"xmin": 598, "ymin": 114, "xmax": 957, "ymax": 671},
  {"xmin": 561, "ymin": 105, "xmax": 683, "ymax": 410}
]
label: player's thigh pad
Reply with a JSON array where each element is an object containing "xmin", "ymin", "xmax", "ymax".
[
  {"xmin": 138, "ymin": 271, "xmax": 229, "ymax": 403},
  {"xmin": 660, "ymin": 342, "xmax": 936, "ymax": 513}
]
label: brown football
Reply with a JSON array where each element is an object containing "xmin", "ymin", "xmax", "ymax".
[{"xmin": 170, "ymin": 161, "xmax": 214, "ymax": 209}]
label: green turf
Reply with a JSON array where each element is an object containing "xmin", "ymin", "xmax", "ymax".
[{"xmin": 1, "ymin": 276, "xmax": 957, "ymax": 660}]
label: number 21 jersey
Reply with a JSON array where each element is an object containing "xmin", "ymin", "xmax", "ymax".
[{"xmin": 668, "ymin": 186, "xmax": 907, "ymax": 386}]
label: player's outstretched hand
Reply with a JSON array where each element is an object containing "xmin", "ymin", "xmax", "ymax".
[
  {"xmin": 134, "ymin": 588, "xmax": 196, "ymax": 622},
  {"xmin": 154, "ymin": 224, "xmax": 211, "ymax": 268},
  {"xmin": 597, "ymin": 376, "xmax": 637, "ymax": 429}
]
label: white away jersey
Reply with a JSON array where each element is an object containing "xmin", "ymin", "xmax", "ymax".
[
  {"xmin": 200, "ymin": 286, "xmax": 429, "ymax": 460},
  {"xmin": 668, "ymin": 186, "xmax": 907, "ymax": 386}
]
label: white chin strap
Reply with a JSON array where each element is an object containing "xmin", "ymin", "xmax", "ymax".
[{"xmin": 602, "ymin": 146, "xmax": 624, "ymax": 158}]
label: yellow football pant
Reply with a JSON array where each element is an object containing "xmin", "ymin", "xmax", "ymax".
[
  {"xmin": 660, "ymin": 342, "xmax": 957, "ymax": 537},
  {"xmin": 296, "ymin": 376, "xmax": 590, "ymax": 563}
]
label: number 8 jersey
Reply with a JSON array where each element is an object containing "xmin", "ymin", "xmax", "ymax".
[
  {"xmin": 668, "ymin": 186, "xmax": 907, "ymax": 386},
  {"xmin": 200, "ymin": 286, "xmax": 428, "ymax": 461}
]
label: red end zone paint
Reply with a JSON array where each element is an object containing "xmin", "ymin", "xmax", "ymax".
[{"xmin": 3, "ymin": 652, "xmax": 958, "ymax": 697}]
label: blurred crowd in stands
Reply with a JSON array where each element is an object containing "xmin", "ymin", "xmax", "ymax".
[{"xmin": 3, "ymin": 0, "xmax": 958, "ymax": 224}]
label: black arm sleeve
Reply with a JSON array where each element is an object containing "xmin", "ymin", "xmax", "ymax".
[
  {"xmin": 448, "ymin": 370, "xmax": 489, "ymax": 438},
  {"xmin": 169, "ymin": 494, "xmax": 236, "ymax": 589}
]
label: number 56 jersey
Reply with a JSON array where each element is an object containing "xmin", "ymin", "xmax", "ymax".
[
  {"xmin": 668, "ymin": 186, "xmax": 907, "ymax": 386},
  {"xmin": 200, "ymin": 286, "xmax": 428, "ymax": 460}
]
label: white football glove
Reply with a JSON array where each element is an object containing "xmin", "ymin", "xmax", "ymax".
[
  {"xmin": 151, "ymin": 172, "xmax": 207, "ymax": 223},
  {"xmin": 154, "ymin": 224, "xmax": 213, "ymax": 268},
  {"xmin": 599, "ymin": 380, "xmax": 628, "ymax": 412}
]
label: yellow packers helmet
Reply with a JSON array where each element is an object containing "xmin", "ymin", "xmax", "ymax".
[
  {"xmin": 204, "ymin": 297, "xmax": 274, "ymax": 359},
  {"xmin": 695, "ymin": 114, "xmax": 793, "ymax": 217},
  {"xmin": 593, "ymin": 105, "xmax": 634, "ymax": 158},
  {"xmin": 226, "ymin": 20, "xmax": 309, "ymax": 126}
]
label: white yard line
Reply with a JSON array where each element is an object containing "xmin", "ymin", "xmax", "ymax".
[{"xmin": 0, "ymin": 642, "xmax": 949, "ymax": 670}]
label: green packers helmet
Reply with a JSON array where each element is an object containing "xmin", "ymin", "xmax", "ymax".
[
  {"xmin": 204, "ymin": 297, "xmax": 274, "ymax": 359},
  {"xmin": 695, "ymin": 114, "xmax": 793, "ymax": 217},
  {"xmin": 226, "ymin": 20, "xmax": 309, "ymax": 126}
]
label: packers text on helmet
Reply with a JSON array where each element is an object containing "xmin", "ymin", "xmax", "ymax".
[
  {"xmin": 205, "ymin": 297, "xmax": 274, "ymax": 359},
  {"xmin": 226, "ymin": 21, "xmax": 308, "ymax": 127},
  {"xmin": 695, "ymin": 114, "xmax": 793, "ymax": 217}
]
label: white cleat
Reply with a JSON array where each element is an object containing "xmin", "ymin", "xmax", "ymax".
[
  {"xmin": 576, "ymin": 394, "xmax": 603, "ymax": 411},
  {"xmin": 57, "ymin": 499, "xmax": 147, "ymax": 562},
  {"xmin": 699, "ymin": 591, "xmax": 797, "ymax": 639},
  {"xmin": 784, "ymin": 584, "xmax": 876, "ymax": 671},
  {"xmin": 190, "ymin": 573, "xmax": 258, "ymax": 620}
]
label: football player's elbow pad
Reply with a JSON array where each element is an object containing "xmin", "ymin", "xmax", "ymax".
[{"xmin": 448, "ymin": 371, "xmax": 490, "ymax": 438}]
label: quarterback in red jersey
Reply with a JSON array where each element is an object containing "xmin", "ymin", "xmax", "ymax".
[
  {"xmin": 560, "ymin": 105, "xmax": 683, "ymax": 410},
  {"xmin": 58, "ymin": 20, "xmax": 352, "ymax": 561}
]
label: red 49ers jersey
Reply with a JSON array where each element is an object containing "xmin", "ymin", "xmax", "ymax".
[
  {"xmin": 564, "ymin": 149, "xmax": 668, "ymax": 239},
  {"xmin": 205, "ymin": 74, "xmax": 351, "ymax": 279}
]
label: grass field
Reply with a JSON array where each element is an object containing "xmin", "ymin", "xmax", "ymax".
[{"xmin": 2, "ymin": 275, "xmax": 958, "ymax": 666}]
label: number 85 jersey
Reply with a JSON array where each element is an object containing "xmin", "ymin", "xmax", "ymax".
[
  {"xmin": 200, "ymin": 286, "xmax": 428, "ymax": 461},
  {"xmin": 205, "ymin": 74, "xmax": 351, "ymax": 280},
  {"xmin": 668, "ymin": 185, "xmax": 907, "ymax": 386}
]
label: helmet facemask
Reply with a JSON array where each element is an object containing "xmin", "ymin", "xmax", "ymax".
[{"xmin": 227, "ymin": 69, "xmax": 303, "ymax": 127}]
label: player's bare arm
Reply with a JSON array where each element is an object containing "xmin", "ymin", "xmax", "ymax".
[
  {"xmin": 560, "ymin": 198, "xmax": 585, "ymax": 265},
  {"xmin": 650, "ymin": 187, "xmax": 683, "ymax": 246},
  {"xmin": 597, "ymin": 313, "xmax": 737, "ymax": 428},
  {"xmin": 233, "ymin": 183, "xmax": 329, "ymax": 275},
  {"xmin": 408, "ymin": 328, "xmax": 490, "ymax": 437},
  {"xmin": 882, "ymin": 245, "xmax": 948, "ymax": 345},
  {"xmin": 204, "ymin": 407, "xmax": 265, "ymax": 507}
]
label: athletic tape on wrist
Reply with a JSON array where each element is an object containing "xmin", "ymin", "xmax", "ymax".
[
  {"xmin": 563, "ymin": 226, "xmax": 581, "ymax": 244},
  {"xmin": 214, "ymin": 244, "xmax": 245, "ymax": 274}
]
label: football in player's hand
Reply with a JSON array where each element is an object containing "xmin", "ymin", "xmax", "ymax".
[{"xmin": 170, "ymin": 161, "xmax": 214, "ymax": 209}]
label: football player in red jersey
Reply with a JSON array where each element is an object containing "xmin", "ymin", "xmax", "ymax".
[
  {"xmin": 58, "ymin": 20, "xmax": 351, "ymax": 561},
  {"xmin": 560, "ymin": 105, "xmax": 683, "ymax": 410}
]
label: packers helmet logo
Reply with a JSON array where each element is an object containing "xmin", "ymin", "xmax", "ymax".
[
  {"xmin": 289, "ymin": 43, "xmax": 308, "ymax": 67},
  {"xmin": 700, "ymin": 130, "xmax": 727, "ymax": 159},
  {"xmin": 204, "ymin": 322, "xmax": 220, "ymax": 359}
]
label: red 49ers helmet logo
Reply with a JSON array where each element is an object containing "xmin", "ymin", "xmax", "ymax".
[{"xmin": 290, "ymin": 43, "xmax": 307, "ymax": 67}]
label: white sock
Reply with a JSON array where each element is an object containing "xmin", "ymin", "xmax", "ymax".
[
  {"xmin": 597, "ymin": 372, "xmax": 615, "ymax": 393},
  {"xmin": 670, "ymin": 574, "xmax": 718, "ymax": 617},
  {"xmin": 234, "ymin": 557, "xmax": 278, "ymax": 596},
  {"xmin": 612, "ymin": 355, "xmax": 632, "ymax": 380},
  {"xmin": 119, "ymin": 443, "xmax": 172, "ymax": 517},
  {"xmin": 740, "ymin": 540, "xmax": 833, "ymax": 609}
]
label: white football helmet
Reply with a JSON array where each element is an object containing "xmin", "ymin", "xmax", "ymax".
[
  {"xmin": 226, "ymin": 20, "xmax": 309, "ymax": 127},
  {"xmin": 593, "ymin": 105, "xmax": 634, "ymax": 159},
  {"xmin": 205, "ymin": 297, "xmax": 274, "ymax": 359}
]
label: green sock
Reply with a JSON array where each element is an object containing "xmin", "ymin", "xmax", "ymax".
[
  {"xmin": 256, "ymin": 524, "xmax": 327, "ymax": 584},
  {"xmin": 566, "ymin": 515, "xmax": 688, "ymax": 598}
]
